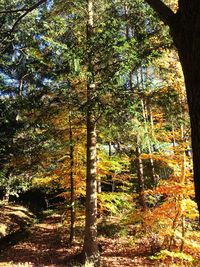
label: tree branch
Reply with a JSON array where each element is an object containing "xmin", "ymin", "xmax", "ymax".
[
  {"xmin": 11, "ymin": 0, "xmax": 47, "ymax": 33},
  {"xmin": 0, "ymin": 0, "xmax": 47, "ymax": 53},
  {"xmin": 145, "ymin": 0, "xmax": 175, "ymax": 26},
  {"xmin": 0, "ymin": 8, "xmax": 28, "ymax": 14}
]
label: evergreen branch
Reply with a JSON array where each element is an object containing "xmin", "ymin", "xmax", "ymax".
[
  {"xmin": 0, "ymin": 0, "xmax": 47, "ymax": 53},
  {"xmin": 0, "ymin": 8, "xmax": 28, "ymax": 14},
  {"xmin": 11, "ymin": 0, "xmax": 47, "ymax": 32}
]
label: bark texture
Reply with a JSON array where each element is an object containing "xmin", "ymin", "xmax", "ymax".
[
  {"xmin": 135, "ymin": 143, "xmax": 146, "ymax": 210},
  {"xmin": 82, "ymin": 0, "xmax": 99, "ymax": 264},
  {"xmin": 145, "ymin": 0, "xmax": 200, "ymax": 216},
  {"xmin": 83, "ymin": 113, "xmax": 99, "ymax": 261}
]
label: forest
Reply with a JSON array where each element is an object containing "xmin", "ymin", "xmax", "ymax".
[{"xmin": 0, "ymin": 0, "xmax": 200, "ymax": 266}]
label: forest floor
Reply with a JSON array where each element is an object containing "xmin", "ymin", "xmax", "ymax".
[{"xmin": 0, "ymin": 211, "xmax": 158, "ymax": 267}]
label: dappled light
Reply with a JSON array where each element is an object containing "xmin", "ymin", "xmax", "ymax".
[{"xmin": 0, "ymin": 0, "xmax": 200, "ymax": 266}]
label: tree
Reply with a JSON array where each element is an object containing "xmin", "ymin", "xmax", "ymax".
[
  {"xmin": 81, "ymin": 0, "xmax": 99, "ymax": 264},
  {"xmin": 144, "ymin": 0, "xmax": 200, "ymax": 216},
  {"xmin": 0, "ymin": 0, "xmax": 47, "ymax": 53}
]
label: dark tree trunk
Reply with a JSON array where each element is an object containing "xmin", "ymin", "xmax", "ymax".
[
  {"xmin": 170, "ymin": 5, "xmax": 200, "ymax": 215},
  {"xmin": 145, "ymin": 0, "xmax": 200, "ymax": 216},
  {"xmin": 179, "ymin": 56, "xmax": 200, "ymax": 214},
  {"xmin": 108, "ymin": 141, "xmax": 115, "ymax": 192},
  {"xmin": 69, "ymin": 113, "xmax": 75, "ymax": 245}
]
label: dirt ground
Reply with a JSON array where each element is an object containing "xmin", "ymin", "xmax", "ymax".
[{"xmin": 0, "ymin": 213, "xmax": 157, "ymax": 267}]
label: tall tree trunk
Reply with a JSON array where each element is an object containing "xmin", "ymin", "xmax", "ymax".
[
  {"xmin": 171, "ymin": 121, "xmax": 176, "ymax": 150},
  {"xmin": 83, "ymin": 113, "xmax": 99, "ymax": 262},
  {"xmin": 145, "ymin": 0, "xmax": 200, "ymax": 216},
  {"xmin": 179, "ymin": 90, "xmax": 186, "ymax": 184},
  {"xmin": 181, "ymin": 61, "xmax": 200, "ymax": 214},
  {"xmin": 82, "ymin": 0, "xmax": 99, "ymax": 264},
  {"xmin": 141, "ymin": 98, "xmax": 157, "ymax": 187},
  {"xmin": 147, "ymin": 99, "xmax": 158, "ymax": 187},
  {"xmin": 180, "ymin": 214, "xmax": 186, "ymax": 252},
  {"xmin": 135, "ymin": 138, "xmax": 146, "ymax": 210},
  {"xmin": 140, "ymin": 65, "xmax": 157, "ymax": 187},
  {"xmin": 172, "ymin": 27, "xmax": 200, "ymax": 216},
  {"xmin": 69, "ymin": 113, "xmax": 75, "ymax": 245},
  {"xmin": 108, "ymin": 141, "xmax": 115, "ymax": 192}
]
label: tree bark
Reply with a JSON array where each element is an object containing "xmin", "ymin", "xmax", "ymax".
[
  {"xmin": 135, "ymin": 138, "xmax": 146, "ymax": 210},
  {"xmin": 83, "ymin": 114, "xmax": 99, "ymax": 261},
  {"xmin": 170, "ymin": 4, "xmax": 200, "ymax": 217},
  {"xmin": 180, "ymin": 58, "xmax": 200, "ymax": 214},
  {"xmin": 145, "ymin": 0, "xmax": 200, "ymax": 217},
  {"xmin": 141, "ymin": 97, "xmax": 157, "ymax": 187},
  {"xmin": 69, "ymin": 113, "xmax": 75, "ymax": 245},
  {"xmin": 145, "ymin": 0, "xmax": 175, "ymax": 25},
  {"xmin": 81, "ymin": 0, "xmax": 99, "ymax": 264},
  {"xmin": 108, "ymin": 141, "xmax": 115, "ymax": 192}
]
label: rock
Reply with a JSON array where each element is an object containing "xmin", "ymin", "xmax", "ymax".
[{"xmin": 0, "ymin": 203, "xmax": 35, "ymax": 247}]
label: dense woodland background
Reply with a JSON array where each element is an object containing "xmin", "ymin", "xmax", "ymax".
[{"xmin": 0, "ymin": 0, "xmax": 200, "ymax": 266}]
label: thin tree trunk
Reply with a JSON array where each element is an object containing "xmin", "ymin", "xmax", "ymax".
[
  {"xmin": 180, "ymin": 121, "xmax": 186, "ymax": 184},
  {"xmin": 139, "ymin": 66, "xmax": 157, "ymax": 187},
  {"xmin": 168, "ymin": 209, "xmax": 180, "ymax": 251},
  {"xmin": 97, "ymin": 152, "xmax": 101, "ymax": 194},
  {"xmin": 147, "ymin": 98, "xmax": 158, "ymax": 187},
  {"xmin": 171, "ymin": 121, "xmax": 176, "ymax": 150},
  {"xmin": 135, "ymin": 138, "xmax": 146, "ymax": 210},
  {"xmin": 141, "ymin": 98, "xmax": 157, "ymax": 187},
  {"xmin": 124, "ymin": 2, "xmax": 134, "ymax": 92},
  {"xmin": 69, "ymin": 112, "xmax": 75, "ymax": 245},
  {"xmin": 108, "ymin": 141, "xmax": 115, "ymax": 192},
  {"xmin": 108, "ymin": 141, "xmax": 112, "ymax": 157},
  {"xmin": 148, "ymin": 99, "xmax": 155, "ymax": 137},
  {"xmin": 180, "ymin": 215, "xmax": 185, "ymax": 252}
]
